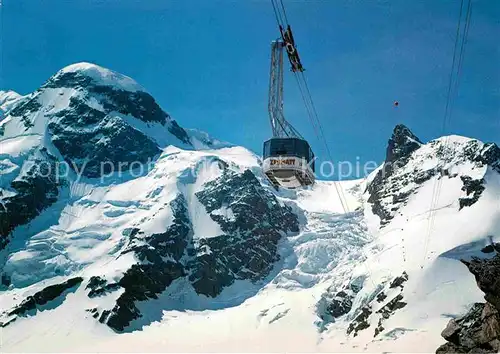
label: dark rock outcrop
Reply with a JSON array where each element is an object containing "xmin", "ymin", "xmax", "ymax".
[
  {"xmin": 86, "ymin": 276, "xmax": 120, "ymax": 298},
  {"xmin": 367, "ymin": 125, "xmax": 431, "ymax": 225},
  {"xmin": 43, "ymin": 70, "xmax": 190, "ymax": 144},
  {"xmin": 463, "ymin": 255, "xmax": 500, "ymax": 312},
  {"xmin": 7, "ymin": 66, "xmax": 193, "ymax": 180},
  {"xmin": 437, "ymin": 253, "xmax": 500, "ymax": 353},
  {"xmin": 315, "ymin": 278, "xmax": 364, "ymax": 331},
  {"xmin": 1, "ymin": 277, "xmax": 83, "ymax": 327},
  {"xmin": 386, "ymin": 124, "xmax": 423, "ymax": 164},
  {"xmin": 436, "ymin": 302, "xmax": 500, "ymax": 353},
  {"xmin": 374, "ymin": 293, "xmax": 408, "ymax": 337},
  {"xmin": 91, "ymin": 195, "xmax": 188, "ymax": 331},
  {"xmin": 390, "ymin": 271, "xmax": 409, "ymax": 289},
  {"xmin": 40, "ymin": 69, "xmax": 195, "ymax": 179},
  {"xmin": 47, "ymin": 96, "xmax": 163, "ymax": 178},
  {"xmin": 326, "ymin": 290, "xmax": 355, "ymax": 318},
  {"xmin": 347, "ymin": 305, "xmax": 372, "ymax": 337},
  {"xmin": 472, "ymin": 142, "xmax": 500, "ymax": 173},
  {"xmin": 316, "ymin": 272, "xmax": 408, "ymax": 338},
  {"xmin": 7, "ymin": 95, "xmax": 42, "ymax": 130},
  {"xmin": 190, "ymin": 168, "xmax": 298, "ymax": 296},
  {"xmin": 0, "ymin": 148, "xmax": 62, "ymax": 249},
  {"xmin": 373, "ymin": 272, "xmax": 408, "ymax": 338},
  {"xmin": 481, "ymin": 243, "xmax": 500, "ymax": 254},
  {"xmin": 459, "ymin": 176, "xmax": 486, "ymax": 210}
]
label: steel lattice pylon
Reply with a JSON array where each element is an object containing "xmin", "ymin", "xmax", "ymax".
[{"xmin": 268, "ymin": 40, "xmax": 302, "ymax": 139}]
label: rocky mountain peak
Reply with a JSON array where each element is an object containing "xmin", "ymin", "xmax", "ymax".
[
  {"xmin": 45, "ymin": 62, "xmax": 146, "ymax": 93},
  {"xmin": 385, "ymin": 124, "xmax": 422, "ymax": 163},
  {"xmin": 368, "ymin": 125, "xmax": 498, "ymax": 226},
  {"xmin": 1, "ymin": 62, "xmax": 193, "ymax": 178}
]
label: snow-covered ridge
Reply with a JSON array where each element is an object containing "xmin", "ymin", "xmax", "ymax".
[
  {"xmin": 0, "ymin": 90, "xmax": 22, "ymax": 106},
  {"xmin": 0, "ymin": 90, "xmax": 23, "ymax": 119},
  {"xmin": 56, "ymin": 62, "xmax": 146, "ymax": 92}
]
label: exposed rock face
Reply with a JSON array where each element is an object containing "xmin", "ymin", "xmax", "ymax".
[
  {"xmin": 40, "ymin": 70, "xmax": 190, "ymax": 178},
  {"xmin": 4, "ymin": 65, "xmax": 192, "ymax": 180},
  {"xmin": 1, "ymin": 277, "xmax": 83, "ymax": 327},
  {"xmin": 320, "ymin": 280, "xmax": 363, "ymax": 322},
  {"xmin": 86, "ymin": 276, "xmax": 121, "ymax": 298},
  {"xmin": 367, "ymin": 125, "xmax": 429, "ymax": 225},
  {"xmin": 89, "ymin": 194, "xmax": 189, "ymax": 331},
  {"xmin": 436, "ymin": 302, "xmax": 500, "ymax": 353},
  {"xmin": 390, "ymin": 271, "xmax": 409, "ymax": 289},
  {"xmin": 43, "ymin": 71, "xmax": 177, "ymax": 126},
  {"xmin": 326, "ymin": 290, "xmax": 356, "ymax": 318},
  {"xmin": 437, "ymin": 253, "xmax": 500, "ymax": 353},
  {"xmin": 367, "ymin": 126, "xmax": 500, "ymax": 226},
  {"xmin": 318, "ymin": 271, "xmax": 409, "ymax": 338},
  {"xmin": 386, "ymin": 124, "xmax": 423, "ymax": 163},
  {"xmin": 7, "ymin": 96, "xmax": 42, "ymax": 130},
  {"xmin": 375, "ymin": 294, "xmax": 407, "ymax": 337},
  {"xmin": 47, "ymin": 96, "xmax": 162, "ymax": 178},
  {"xmin": 471, "ymin": 142, "xmax": 500, "ymax": 173},
  {"xmin": 0, "ymin": 148, "xmax": 62, "ymax": 249},
  {"xmin": 190, "ymin": 168, "xmax": 299, "ymax": 296},
  {"xmin": 459, "ymin": 176, "xmax": 486, "ymax": 210},
  {"xmin": 463, "ymin": 255, "xmax": 500, "ymax": 313},
  {"xmin": 87, "ymin": 167, "xmax": 299, "ymax": 332},
  {"xmin": 347, "ymin": 305, "xmax": 372, "ymax": 336}
]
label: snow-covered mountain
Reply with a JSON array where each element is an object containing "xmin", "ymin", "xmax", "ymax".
[{"xmin": 1, "ymin": 63, "xmax": 499, "ymax": 352}]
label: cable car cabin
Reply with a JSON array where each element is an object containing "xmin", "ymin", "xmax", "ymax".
[{"xmin": 263, "ymin": 138, "xmax": 315, "ymax": 189}]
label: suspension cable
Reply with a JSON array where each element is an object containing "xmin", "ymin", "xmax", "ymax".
[
  {"xmin": 422, "ymin": 0, "xmax": 472, "ymax": 268},
  {"xmin": 279, "ymin": 0, "xmax": 290, "ymax": 25},
  {"xmin": 296, "ymin": 71, "xmax": 351, "ymax": 213},
  {"xmin": 270, "ymin": 0, "xmax": 350, "ymax": 214},
  {"xmin": 271, "ymin": 0, "xmax": 286, "ymax": 29}
]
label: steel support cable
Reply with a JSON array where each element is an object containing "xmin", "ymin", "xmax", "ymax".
[
  {"xmin": 298, "ymin": 72, "xmax": 351, "ymax": 212},
  {"xmin": 294, "ymin": 71, "xmax": 350, "ymax": 213},
  {"xmin": 429, "ymin": 0, "xmax": 471, "ymax": 239},
  {"xmin": 271, "ymin": 0, "xmax": 286, "ymax": 29},
  {"xmin": 279, "ymin": 0, "xmax": 290, "ymax": 25},
  {"xmin": 296, "ymin": 68, "xmax": 378, "ymax": 283},
  {"xmin": 430, "ymin": 0, "xmax": 472, "ymax": 240},
  {"xmin": 293, "ymin": 73, "xmax": 321, "ymax": 139},
  {"xmin": 270, "ymin": 0, "xmax": 350, "ymax": 215},
  {"xmin": 432, "ymin": 0, "xmax": 472, "ymax": 215},
  {"xmin": 422, "ymin": 0, "xmax": 470, "ymax": 267}
]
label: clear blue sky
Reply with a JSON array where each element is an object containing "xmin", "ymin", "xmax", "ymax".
[{"xmin": 2, "ymin": 0, "xmax": 499, "ymax": 177}]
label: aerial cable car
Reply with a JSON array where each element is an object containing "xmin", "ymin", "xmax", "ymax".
[{"xmin": 262, "ymin": 24, "xmax": 315, "ymax": 190}]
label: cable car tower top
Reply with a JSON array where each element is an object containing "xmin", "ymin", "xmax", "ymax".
[
  {"xmin": 268, "ymin": 25, "xmax": 305, "ymax": 138},
  {"xmin": 263, "ymin": 1, "xmax": 315, "ymax": 190}
]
